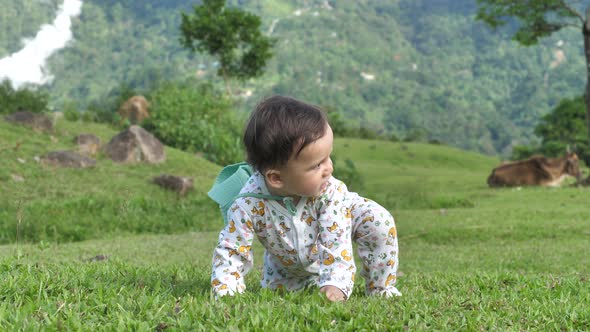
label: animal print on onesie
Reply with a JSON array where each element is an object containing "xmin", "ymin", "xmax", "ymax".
[{"xmin": 349, "ymin": 196, "xmax": 401, "ymax": 297}]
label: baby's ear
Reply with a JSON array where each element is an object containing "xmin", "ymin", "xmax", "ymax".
[{"xmin": 264, "ymin": 169, "xmax": 284, "ymax": 189}]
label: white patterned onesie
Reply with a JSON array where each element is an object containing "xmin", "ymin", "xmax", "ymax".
[{"xmin": 211, "ymin": 172, "xmax": 401, "ymax": 298}]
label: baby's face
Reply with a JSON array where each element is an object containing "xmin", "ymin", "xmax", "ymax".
[{"xmin": 276, "ymin": 125, "xmax": 334, "ymax": 198}]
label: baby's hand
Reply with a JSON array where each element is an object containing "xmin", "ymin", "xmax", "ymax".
[{"xmin": 319, "ymin": 285, "xmax": 346, "ymax": 302}]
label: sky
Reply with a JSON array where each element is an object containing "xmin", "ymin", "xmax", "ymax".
[{"xmin": 0, "ymin": 0, "xmax": 83, "ymax": 88}]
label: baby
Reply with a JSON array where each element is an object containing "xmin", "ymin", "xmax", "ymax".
[{"xmin": 211, "ymin": 95, "xmax": 400, "ymax": 301}]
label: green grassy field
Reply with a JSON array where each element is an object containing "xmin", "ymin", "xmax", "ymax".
[
  {"xmin": 0, "ymin": 119, "xmax": 221, "ymax": 244},
  {"xmin": 1, "ymin": 118, "xmax": 589, "ymax": 330}
]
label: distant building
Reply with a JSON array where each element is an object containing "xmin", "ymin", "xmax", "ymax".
[{"xmin": 360, "ymin": 72, "xmax": 375, "ymax": 81}]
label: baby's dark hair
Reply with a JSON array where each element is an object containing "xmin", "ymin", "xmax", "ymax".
[{"xmin": 244, "ymin": 95, "xmax": 328, "ymax": 172}]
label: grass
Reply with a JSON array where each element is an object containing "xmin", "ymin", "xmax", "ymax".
[
  {"xmin": 1, "ymin": 118, "xmax": 590, "ymax": 330},
  {"xmin": 333, "ymin": 139, "xmax": 496, "ymax": 210},
  {"xmin": 0, "ymin": 119, "xmax": 221, "ymax": 244}
]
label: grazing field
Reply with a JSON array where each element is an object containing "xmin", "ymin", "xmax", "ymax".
[{"xmin": 1, "ymin": 119, "xmax": 589, "ymax": 330}]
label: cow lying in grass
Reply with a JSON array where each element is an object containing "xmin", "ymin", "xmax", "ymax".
[{"xmin": 487, "ymin": 152, "xmax": 582, "ymax": 187}]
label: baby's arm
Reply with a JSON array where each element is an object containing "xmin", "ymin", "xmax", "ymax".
[
  {"xmin": 211, "ymin": 204, "xmax": 255, "ymax": 297},
  {"xmin": 316, "ymin": 180, "xmax": 356, "ymax": 300}
]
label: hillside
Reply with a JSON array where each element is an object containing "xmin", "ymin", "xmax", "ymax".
[
  {"xmin": 2, "ymin": 119, "xmax": 590, "ymax": 330},
  {"xmin": 0, "ymin": 118, "xmax": 221, "ymax": 244},
  {"xmin": 1, "ymin": 114, "xmax": 504, "ymax": 245},
  {"xmin": 0, "ymin": 0, "xmax": 586, "ymax": 158},
  {"xmin": 333, "ymin": 137, "xmax": 498, "ymax": 210}
]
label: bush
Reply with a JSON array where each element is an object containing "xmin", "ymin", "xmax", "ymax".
[
  {"xmin": 65, "ymin": 83, "xmax": 140, "ymax": 126},
  {"xmin": 63, "ymin": 101, "xmax": 81, "ymax": 121},
  {"xmin": 510, "ymin": 144, "xmax": 537, "ymax": 160},
  {"xmin": 84, "ymin": 101, "xmax": 120, "ymax": 124},
  {"xmin": 511, "ymin": 96, "xmax": 590, "ymax": 165},
  {"xmin": 0, "ymin": 79, "xmax": 49, "ymax": 114},
  {"xmin": 143, "ymin": 80, "xmax": 244, "ymax": 165},
  {"xmin": 324, "ymin": 105, "xmax": 348, "ymax": 137},
  {"xmin": 403, "ymin": 128, "xmax": 429, "ymax": 142}
]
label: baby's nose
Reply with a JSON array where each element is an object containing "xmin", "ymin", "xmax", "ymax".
[{"xmin": 325, "ymin": 159, "xmax": 333, "ymax": 176}]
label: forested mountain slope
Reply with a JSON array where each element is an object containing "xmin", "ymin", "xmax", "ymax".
[{"xmin": 0, "ymin": 0, "xmax": 585, "ymax": 156}]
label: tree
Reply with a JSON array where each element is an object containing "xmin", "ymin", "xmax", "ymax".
[
  {"xmin": 0, "ymin": 79, "xmax": 49, "ymax": 115},
  {"xmin": 511, "ymin": 96, "xmax": 590, "ymax": 164},
  {"xmin": 534, "ymin": 96, "xmax": 589, "ymax": 162},
  {"xmin": 535, "ymin": 96, "xmax": 586, "ymax": 144},
  {"xmin": 535, "ymin": 96, "xmax": 590, "ymax": 161},
  {"xmin": 179, "ymin": 0, "xmax": 275, "ymax": 95},
  {"xmin": 476, "ymin": 1, "xmax": 590, "ymax": 148}
]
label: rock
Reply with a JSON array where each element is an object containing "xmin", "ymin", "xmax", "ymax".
[
  {"xmin": 4, "ymin": 111, "xmax": 53, "ymax": 132},
  {"xmin": 73, "ymin": 133, "xmax": 101, "ymax": 156},
  {"xmin": 41, "ymin": 150, "xmax": 97, "ymax": 168},
  {"xmin": 85, "ymin": 254, "xmax": 108, "ymax": 262},
  {"xmin": 118, "ymin": 95, "xmax": 150, "ymax": 124},
  {"xmin": 152, "ymin": 174, "xmax": 194, "ymax": 196},
  {"xmin": 103, "ymin": 125, "xmax": 165, "ymax": 164}
]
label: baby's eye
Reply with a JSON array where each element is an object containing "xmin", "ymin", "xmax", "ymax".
[{"xmin": 314, "ymin": 163, "xmax": 322, "ymax": 169}]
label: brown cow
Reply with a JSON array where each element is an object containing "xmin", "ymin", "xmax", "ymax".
[
  {"xmin": 118, "ymin": 95, "xmax": 150, "ymax": 125},
  {"xmin": 487, "ymin": 153, "xmax": 582, "ymax": 187}
]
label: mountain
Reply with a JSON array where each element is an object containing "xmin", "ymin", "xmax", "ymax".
[{"xmin": 0, "ymin": 0, "xmax": 585, "ymax": 156}]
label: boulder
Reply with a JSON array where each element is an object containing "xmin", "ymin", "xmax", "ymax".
[
  {"xmin": 42, "ymin": 150, "xmax": 96, "ymax": 168},
  {"xmin": 4, "ymin": 111, "xmax": 53, "ymax": 132},
  {"xmin": 73, "ymin": 133, "xmax": 101, "ymax": 156},
  {"xmin": 152, "ymin": 174, "xmax": 194, "ymax": 196},
  {"xmin": 103, "ymin": 125, "xmax": 165, "ymax": 164},
  {"xmin": 118, "ymin": 95, "xmax": 150, "ymax": 124}
]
